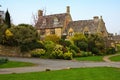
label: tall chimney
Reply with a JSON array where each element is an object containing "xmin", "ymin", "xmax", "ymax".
[
  {"xmin": 38, "ymin": 10, "xmax": 43, "ymax": 17},
  {"xmin": 93, "ymin": 16, "xmax": 99, "ymax": 22},
  {"xmin": 66, "ymin": 6, "xmax": 70, "ymax": 14}
]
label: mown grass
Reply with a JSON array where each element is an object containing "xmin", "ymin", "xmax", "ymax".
[
  {"xmin": 75, "ymin": 56, "xmax": 103, "ymax": 61},
  {"xmin": 109, "ymin": 55, "xmax": 120, "ymax": 62},
  {"xmin": 0, "ymin": 67, "xmax": 120, "ymax": 80},
  {"xmin": 0, "ymin": 61, "xmax": 35, "ymax": 68}
]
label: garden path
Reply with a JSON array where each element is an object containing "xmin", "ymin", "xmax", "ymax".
[
  {"xmin": 103, "ymin": 53, "xmax": 120, "ymax": 62},
  {"xmin": 0, "ymin": 56, "xmax": 120, "ymax": 74}
]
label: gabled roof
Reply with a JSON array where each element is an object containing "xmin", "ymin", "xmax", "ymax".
[
  {"xmin": 67, "ymin": 19, "xmax": 99, "ymax": 33},
  {"xmin": 36, "ymin": 13, "xmax": 69, "ymax": 29}
]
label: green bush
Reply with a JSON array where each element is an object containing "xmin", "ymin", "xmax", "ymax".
[
  {"xmin": 62, "ymin": 47, "xmax": 68, "ymax": 53},
  {"xmin": 20, "ymin": 41, "xmax": 45, "ymax": 52},
  {"xmin": 70, "ymin": 49, "xmax": 77, "ymax": 57},
  {"xmin": 92, "ymin": 48, "xmax": 99, "ymax": 55},
  {"xmin": 69, "ymin": 45, "xmax": 80, "ymax": 53},
  {"xmin": 106, "ymin": 47, "xmax": 116, "ymax": 54},
  {"xmin": 31, "ymin": 49, "xmax": 45, "ymax": 57},
  {"xmin": 77, "ymin": 41, "xmax": 88, "ymax": 51},
  {"xmin": 0, "ymin": 58, "xmax": 8, "ymax": 64},
  {"xmin": 44, "ymin": 41, "xmax": 55, "ymax": 55},
  {"xmin": 59, "ymin": 39, "xmax": 72, "ymax": 47},
  {"xmin": 45, "ymin": 34, "xmax": 60, "ymax": 43},
  {"xmin": 63, "ymin": 51, "xmax": 73, "ymax": 60},
  {"xmin": 80, "ymin": 51, "xmax": 92, "ymax": 57},
  {"xmin": 50, "ymin": 45, "xmax": 64, "ymax": 59}
]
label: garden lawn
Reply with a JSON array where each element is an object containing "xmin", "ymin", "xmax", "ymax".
[
  {"xmin": 0, "ymin": 61, "xmax": 35, "ymax": 68},
  {"xmin": 0, "ymin": 67, "xmax": 120, "ymax": 80},
  {"xmin": 75, "ymin": 56, "xmax": 103, "ymax": 61},
  {"xmin": 109, "ymin": 55, "xmax": 120, "ymax": 62}
]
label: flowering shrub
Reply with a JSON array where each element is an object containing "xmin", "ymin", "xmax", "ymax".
[
  {"xmin": 50, "ymin": 45, "xmax": 64, "ymax": 59},
  {"xmin": 5, "ymin": 29, "xmax": 13, "ymax": 37},
  {"xmin": 63, "ymin": 51, "xmax": 73, "ymax": 60},
  {"xmin": 31, "ymin": 49, "xmax": 45, "ymax": 57}
]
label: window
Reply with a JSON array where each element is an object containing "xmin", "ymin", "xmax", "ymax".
[
  {"xmin": 69, "ymin": 32, "xmax": 74, "ymax": 36},
  {"xmin": 68, "ymin": 28, "xmax": 74, "ymax": 36},
  {"xmin": 40, "ymin": 29, "xmax": 45, "ymax": 35},
  {"xmin": 84, "ymin": 31, "xmax": 89, "ymax": 37},
  {"xmin": 50, "ymin": 29, "xmax": 55, "ymax": 34},
  {"xmin": 54, "ymin": 17, "xmax": 59, "ymax": 25},
  {"xmin": 42, "ymin": 19, "xmax": 46, "ymax": 26}
]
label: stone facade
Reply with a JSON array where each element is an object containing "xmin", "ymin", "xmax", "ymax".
[
  {"xmin": 0, "ymin": 10, "xmax": 4, "ymax": 24},
  {"xmin": 35, "ymin": 6, "xmax": 72, "ymax": 38},
  {"xmin": 35, "ymin": 6, "xmax": 108, "ymax": 39},
  {"xmin": 67, "ymin": 16, "xmax": 108, "ymax": 38}
]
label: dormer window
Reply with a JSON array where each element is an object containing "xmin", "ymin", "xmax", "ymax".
[
  {"xmin": 84, "ymin": 31, "xmax": 89, "ymax": 37},
  {"xmin": 68, "ymin": 28, "xmax": 74, "ymax": 36},
  {"xmin": 42, "ymin": 19, "xmax": 46, "ymax": 25},
  {"xmin": 54, "ymin": 17, "xmax": 59, "ymax": 25}
]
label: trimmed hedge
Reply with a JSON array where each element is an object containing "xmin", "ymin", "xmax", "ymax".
[{"xmin": 0, "ymin": 58, "xmax": 8, "ymax": 64}]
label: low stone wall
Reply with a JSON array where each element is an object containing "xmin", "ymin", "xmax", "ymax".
[{"xmin": 0, "ymin": 45, "xmax": 30, "ymax": 57}]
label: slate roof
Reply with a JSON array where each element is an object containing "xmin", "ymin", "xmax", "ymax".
[
  {"xmin": 36, "ymin": 13, "xmax": 68, "ymax": 29},
  {"xmin": 67, "ymin": 19, "xmax": 100, "ymax": 33},
  {"xmin": 112, "ymin": 35, "xmax": 120, "ymax": 41}
]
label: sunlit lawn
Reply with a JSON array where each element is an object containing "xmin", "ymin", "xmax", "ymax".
[
  {"xmin": 109, "ymin": 55, "xmax": 120, "ymax": 62},
  {"xmin": 75, "ymin": 56, "xmax": 104, "ymax": 62},
  {"xmin": 0, "ymin": 67, "xmax": 120, "ymax": 80},
  {"xmin": 0, "ymin": 61, "xmax": 35, "ymax": 68}
]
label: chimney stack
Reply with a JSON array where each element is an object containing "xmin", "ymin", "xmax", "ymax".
[
  {"xmin": 66, "ymin": 6, "xmax": 70, "ymax": 14},
  {"xmin": 38, "ymin": 10, "xmax": 43, "ymax": 17},
  {"xmin": 93, "ymin": 16, "xmax": 99, "ymax": 22}
]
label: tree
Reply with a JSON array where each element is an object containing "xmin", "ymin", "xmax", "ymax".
[
  {"xmin": 0, "ymin": 24, "xmax": 7, "ymax": 44},
  {"xmin": 70, "ymin": 33, "xmax": 87, "ymax": 47},
  {"xmin": 88, "ymin": 34, "xmax": 105, "ymax": 54},
  {"xmin": 5, "ymin": 10, "xmax": 11, "ymax": 28},
  {"xmin": 8, "ymin": 24, "xmax": 38, "ymax": 46}
]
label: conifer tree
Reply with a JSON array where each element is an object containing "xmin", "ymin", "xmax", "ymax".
[{"xmin": 5, "ymin": 10, "xmax": 11, "ymax": 28}]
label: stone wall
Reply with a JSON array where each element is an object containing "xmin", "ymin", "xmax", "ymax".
[
  {"xmin": 55, "ymin": 28, "xmax": 62, "ymax": 37},
  {"xmin": 0, "ymin": 45, "xmax": 30, "ymax": 57}
]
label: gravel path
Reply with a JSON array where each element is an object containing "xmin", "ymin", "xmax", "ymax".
[
  {"xmin": 103, "ymin": 53, "xmax": 120, "ymax": 62},
  {"xmin": 0, "ymin": 56, "xmax": 120, "ymax": 74}
]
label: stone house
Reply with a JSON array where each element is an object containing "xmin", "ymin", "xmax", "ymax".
[
  {"xmin": 35, "ymin": 6, "xmax": 72, "ymax": 38},
  {"xmin": 35, "ymin": 6, "xmax": 108, "ymax": 39},
  {"xmin": 67, "ymin": 16, "xmax": 108, "ymax": 37}
]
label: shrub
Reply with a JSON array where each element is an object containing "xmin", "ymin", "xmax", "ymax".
[
  {"xmin": 106, "ymin": 47, "xmax": 116, "ymax": 54},
  {"xmin": 80, "ymin": 51, "xmax": 92, "ymax": 57},
  {"xmin": 59, "ymin": 39, "xmax": 72, "ymax": 47},
  {"xmin": 69, "ymin": 45, "xmax": 80, "ymax": 53},
  {"xmin": 63, "ymin": 51, "xmax": 73, "ymax": 60},
  {"xmin": 50, "ymin": 45, "xmax": 64, "ymax": 59},
  {"xmin": 20, "ymin": 41, "xmax": 45, "ymax": 52},
  {"xmin": 44, "ymin": 41, "xmax": 55, "ymax": 54},
  {"xmin": 31, "ymin": 49, "xmax": 45, "ymax": 57},
  {"xmin": 0, "ymin": 58, "xmax": 8, "ymax": 64},
  {"xmin": 62, "ymin": 47, "xmax": 68, "ymax": 53},
  {"xmin": 77, "ymin": 41, "xmax": 88, "ymax": 51},
  {"xmin": 45, "ymin": 34, "xmax": 60, "ymax": 43},
  {"xmin": 66, "ymin": 47, "xmax": 77, "ymax": 57},
  {"xmin": 92, "ymin": 48, "xmax": 99, "ymax": 55},
  {"xmin": 116, "ymin": 44, "xmax": 120, "ymax": 52}
]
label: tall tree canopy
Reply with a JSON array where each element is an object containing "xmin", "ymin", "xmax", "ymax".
[{"xmin": 5, "ymin": 10, "xmax": 11, "ymax": 28}]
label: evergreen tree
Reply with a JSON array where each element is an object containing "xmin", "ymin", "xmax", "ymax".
[{"xmin": 5, "ymin": 10, "xmax": 11, "ymax": 28}]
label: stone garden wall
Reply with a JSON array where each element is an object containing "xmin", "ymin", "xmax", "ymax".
[{"xmin": 0, "ymin": 45, "xmax": 30, "ymax": 57}]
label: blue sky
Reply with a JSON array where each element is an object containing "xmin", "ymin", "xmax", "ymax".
[{"xmin": 0, "ymin": 0, "xmax": 120, "ymax": 34}]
